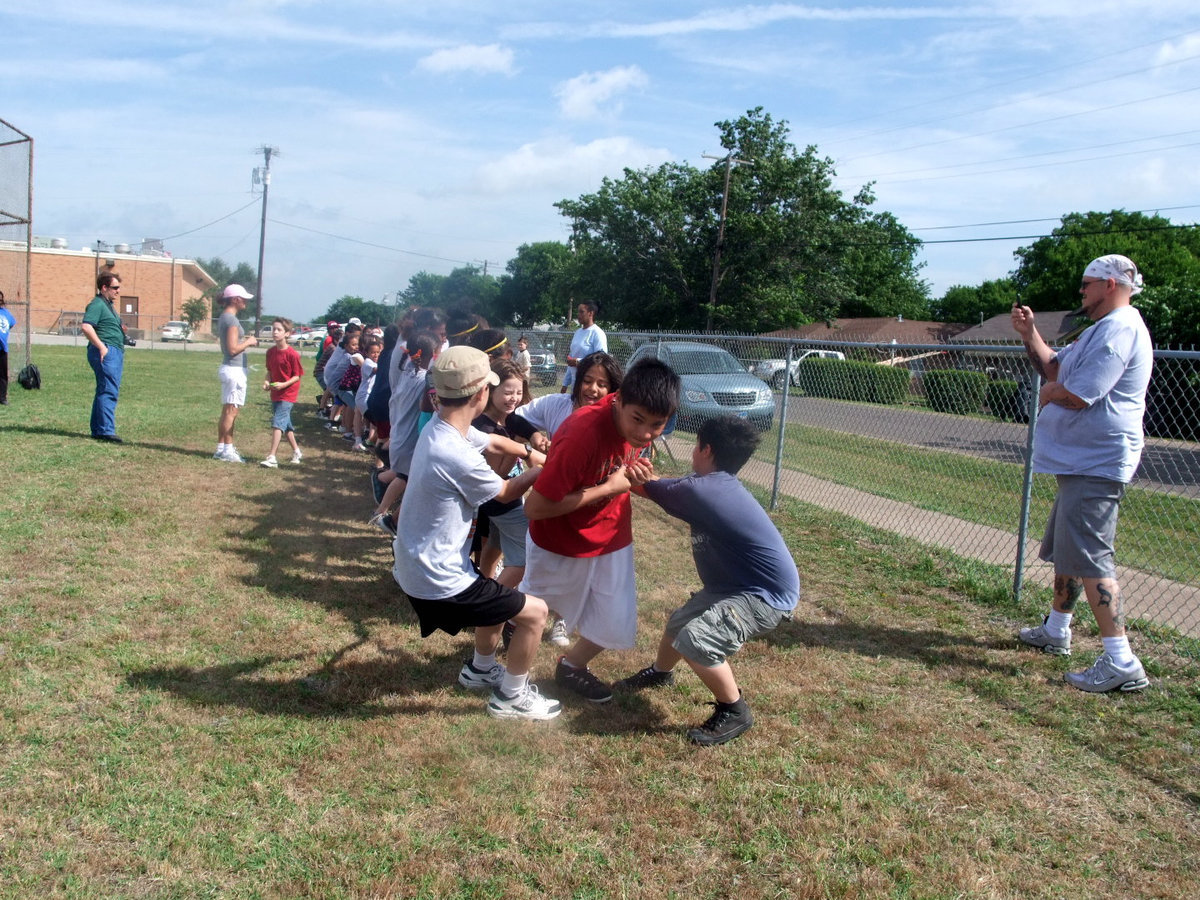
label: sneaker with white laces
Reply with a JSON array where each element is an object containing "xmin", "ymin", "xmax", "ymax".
[
  {"xmin": 487, "ymin": 684, "xmax": 562, "ymax": 720},
  {"xmin": 1018, "ymin": 616, "xmax": 1071, "ymax": 656},
  {"xmin": 352, "ymin": 441, "xmax": 366, "ymax": 451},
  {"xmin": 1065, "ymin": 653, "xmax": 1150, "ymax": 693},
  {"xmin": 554, "ymin": 657, "xmax": 612, "ymax": 703},
  {"xmin": 615, "ymin": 664, "xmax": 676, "ymax": 692},
  {"xmin": 545, "ymin": 617, "xmax": 571, "ymax": 647},
  {"xmin": 368, "ymin": 511, "xmax": 396, "ymax": 536},
  {"xmin": 458, "ymin": 659, "xmax": 506, "ymax": 690},
  {"xmin": 215, "ymin": 448, "xmax": 245, "ymax": 463},
  {"xmin": 688, "ymin": 696, "xmax": 754, "ymax": 746},
  {"xmin": 291, "ymin": 450, "xmax": 303, "ymax": 464},
  {"xmin": 260, "ymin": 455, "xmax": 278, "ymax": 468}
]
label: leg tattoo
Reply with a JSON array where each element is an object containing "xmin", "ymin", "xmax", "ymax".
[{"xmin": 1054, "ymin": 576, "xmax": 1084, "ymax": 612}]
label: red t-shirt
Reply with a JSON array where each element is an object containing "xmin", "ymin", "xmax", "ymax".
[
  {"xmin": 528, "ymin": 393, "xmax": 641, "ymax": 558},
  {"xmin": 266, "ymin": 345, "xmax": 304, "ymax": 402}
]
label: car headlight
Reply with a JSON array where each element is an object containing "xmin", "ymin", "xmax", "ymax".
[{"xmin": 684, "ymin": 389, "xmax": 710, "ymax": 403}]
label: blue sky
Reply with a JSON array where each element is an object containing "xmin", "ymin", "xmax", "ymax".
[{"xmin": 4, "ymin": 1, "xmax": 1200, "ymax": 324}]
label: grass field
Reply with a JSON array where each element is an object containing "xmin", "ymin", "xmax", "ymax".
[{"xmin": 2, "ymin": 346, "xmax": 1199, "ymax": 898}]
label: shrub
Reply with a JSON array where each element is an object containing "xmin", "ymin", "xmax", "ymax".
[
  {"xmin": 925, "ymin": 369, "xmax": 988, "ymax": 415},
  {"xmin": 795, "ymin": 358, "xmax": 910, "ymax": 405},
  {"xmin": 986, "ymin": 379, "xmax": 1022, "ymax": 421}
]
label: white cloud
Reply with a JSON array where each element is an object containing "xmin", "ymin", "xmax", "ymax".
[
  {"xmin": 555, "ymin": 65, "xmax": 649, "ymax": 120},
  {"xmin": 473, "ymin": 136, "xmax": 669, "ymax": 194},
  {"xmin": 417, "ymin": 43, "xmax": 516, "ymax": 76}
]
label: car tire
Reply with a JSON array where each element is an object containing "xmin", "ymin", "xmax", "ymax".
[{"xmin": 771, "ymin": 371, "xmax": 787, "ymax": 391}]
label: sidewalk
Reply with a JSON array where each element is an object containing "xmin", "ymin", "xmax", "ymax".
[{"xmin": 661, "ymin": 435, "xmax": 1200, "ymax": 639}]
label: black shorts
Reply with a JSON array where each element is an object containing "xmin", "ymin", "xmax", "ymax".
[{"xmin": 406, "ymin": 578, "xmax": 526, "ymax": 638}]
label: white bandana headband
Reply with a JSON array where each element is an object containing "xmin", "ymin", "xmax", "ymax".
[{"xmin": 1083, "ymin": 254, "xmax": 1144, "ymax": 296}]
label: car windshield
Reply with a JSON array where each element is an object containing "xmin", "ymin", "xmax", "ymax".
[
  {"xmin": 166, "ymin": 322, "xmax": 186, "ymax": 328},
  {"xmin": 669, "ymin": 349, "xmax": 744, "ymax": 375}
]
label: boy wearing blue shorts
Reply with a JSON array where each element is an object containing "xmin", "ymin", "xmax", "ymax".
[
  {"xmin": 261, "ymin": 318, "xmax": 304, "ymax": 467},
  {"xmin": 393, "ymin": 346, "xmax": 558, "ymax": 721},
  {"xmin": 616, "ymin": 415, "xmax": 801, "ymax": 745}
]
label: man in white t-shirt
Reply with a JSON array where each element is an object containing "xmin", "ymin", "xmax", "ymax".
[
  {"xmin": 1011, "ymin": 254, "xmax": 1153, "ymax": 693},
  {"xmin": 393, "ymin": 346, "xmax": 559, "ymax": 720},
  {"xmin": 560, "ymin": 300, "xmax": 606, "ymax": 392}
]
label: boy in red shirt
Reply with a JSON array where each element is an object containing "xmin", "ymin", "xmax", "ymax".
[
  {"xmin": 261, "ymin": 318, "xmax": 305, "ymax": 468},
  {"xmin": 522, "ymin": 357, "xmax": 680, "ymax": 702}
]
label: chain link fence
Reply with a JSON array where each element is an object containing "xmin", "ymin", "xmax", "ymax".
[
  {"xmin": 0, "ymin": 118, "xmax": 33, "ymax": 378},
  {"xmin": 521, "ymin": 327, "xmax": 1199, "ymax": 659}
]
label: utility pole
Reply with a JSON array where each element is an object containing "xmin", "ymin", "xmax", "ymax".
[
  {"xmin": 702, "ymin": 151, "xmax": 752, "ymax": 332},
  {"xmin": 253, "ymin": 145, "xmax": 280, "ymax": 334}
]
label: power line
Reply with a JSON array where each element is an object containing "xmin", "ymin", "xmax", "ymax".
[
  {"xmin": 144, "ymin": 199, "xmax": 261, "ymax": 245},
  {"xmin": 909, "ymin": 204, "xmax": 1200, "ymax": 232},
  {"xmin": 269, "ymin": 218, "xmax": 475, "ymax": 266}
]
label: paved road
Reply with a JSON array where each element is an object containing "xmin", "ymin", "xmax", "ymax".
[{"xmin": 775, "ymin": 393, "xmax": 1200, "ymax": 496}]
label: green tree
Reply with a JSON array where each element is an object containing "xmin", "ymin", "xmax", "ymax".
[
  {"xmin": 181, "ymin": 297, "xmax": 210, "ymax": 334},
  {"xmin": 933, "ymin": 278, "xmax": 1018, "ymax": 324},
  {"xmin": 441, "ymin": 265, "xmax": 501, "ymax": 323},
  {"xmin": 194, "ymin": 257, "xmax": 258, "ymax": 317},
  {"xmin": 399, "ymin": 272, "xmax": 447, "ymax": 310},
  {"xmin": 555, "ymin": 107, "xmax": 927, "ymax": 331},
  {"xmin": 321, "ymin": 295, "xmax": 398, "ymax": 326},
  {"xmin": 497, "ymin": 242, "xmax": 574, "ymax": 326},
  {"xmin": 1011, "ymin": 210, "xmax": 1200, "ymax": 311}
]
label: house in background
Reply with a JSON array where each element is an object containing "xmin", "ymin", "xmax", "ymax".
[
  {"xmin": 0, "ymin": 238, "xmax": 216, "ymax": 339},
  {"xmin": 761, "ymin": 316, "xmax": 972, "ymax": 374}
]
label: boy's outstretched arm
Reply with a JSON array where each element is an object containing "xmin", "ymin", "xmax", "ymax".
[{"xmin": 524, "ymin": 464, "xmax": 637, "ymax": 520}]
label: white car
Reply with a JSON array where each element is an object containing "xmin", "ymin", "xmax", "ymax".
[
  {"xmin": 160, "ymin": 320, "xmax": 192, "ymax": 342},
  {"xmin": 749, "ymin": 349, "xmax": 846, "ymax": 389}
]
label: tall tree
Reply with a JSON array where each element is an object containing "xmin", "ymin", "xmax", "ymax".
[
  {"xmin": 933, "ymin": 278, "xmax": 1018, "ymax": 324},
  {"xmin": 556, "ymin": 107, "xmax": 927, "ymax": 331},
  {"xmin": 194, "ymin": 257, "xmax": 258, "ymax": 318},
  {"xmin": 497, "ymin": 241, "xmax": 574, "ymax": 326},
  {"xmin": 1012, "ymin": 210, "xmax": 1200, "ymax": 311}
]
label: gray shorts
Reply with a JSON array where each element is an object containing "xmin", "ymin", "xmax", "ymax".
[
  {"xmin": 487, "ymin": 504, "xmax": 529, "ymax": 568},
  {"xmin": 1039, "ymin": 475, "xmax": 1124, "ymax": 579},
  {"xmin": 665, "ymin": 588, "xmax": 790, "ymax": 668}
]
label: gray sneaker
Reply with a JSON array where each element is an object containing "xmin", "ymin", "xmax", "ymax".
[
  {"xmin": 1018, "ymin": 616, "xmax": 1071, "ymax": 656},
  {"xmin": 1065, "ymin": 653, "xmax": 1150, "ymax": 693},
  {"xmin": 458, "ymin": 659, "xmax": 505, "ymax": 690}
]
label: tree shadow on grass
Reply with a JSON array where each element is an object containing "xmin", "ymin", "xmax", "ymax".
[{"xmin": 3, "ymin": 423, "xmax": 220, "ymax": 458}]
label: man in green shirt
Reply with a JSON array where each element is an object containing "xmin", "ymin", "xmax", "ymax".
[{"xmin": 80, "ymin": 272, "xmax": 126, "ymax": 443}]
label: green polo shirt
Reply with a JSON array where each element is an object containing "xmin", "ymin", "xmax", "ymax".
[{"xmin": 82, "ymin": 294, "xmax": 124, "ymax": 348}]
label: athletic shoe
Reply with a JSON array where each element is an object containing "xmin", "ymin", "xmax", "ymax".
[
  {"xmin": 1065, "ymin": 653, "xmax": 1150, "ymax": 693},
  {"xmin": 215, "ymin": 448, "xmax": 245, "ymax": 463},
  {"xmin": 368, "ymin": 511, "xmax": 396, "ymax": 536},
  {"xmin": 487, "ymin": 684, "xmax": 562, "ymax": 721},
  {"xmin": 458, "ymin": 659, "xmax": 505, "ymax": 690},
  {"xmin": 259, "ymin": 455, "xmax": 278, "ymax": 468},
  {"xmin": 324, "ymin": 421, "xmax": 338, "ymax": 430},
  {"xmin": 554, "ymin": 657, "xmax": 612, "ymax": 703},
  {"xmin": 688, "ymin": 697, "xmax": 754, "ymax": 746},
  {"xmin": 1018, "ymin": 616, "xmax": 1071, "ymax": 656},
  {"xmin": 370, "ymin": 468, "xmax": 386, "ymax": 503},
  {"xmin": 545, "ymin": 617, "xmax": 571, "ymax": 647},
  {"xmin": 227, "ymin": 447, "xmax": 246, "ymax": 463},
  {"xmin": 291, "ymin": 450, "xmax": 303, "ymax": 465},
  {"xmin": 615, "ymin": 664, "xmax": 676, "ymax": 692},
  {"xmin": 341, "ymin": 431, "xmax": 356, "ymax": 441},
  {"xmin": 352, "ymin": 442, "xmax": 366, "ymax": 452}
]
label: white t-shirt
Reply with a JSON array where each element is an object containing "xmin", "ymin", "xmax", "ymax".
[
  {"xmin": 355, "ymin": 357, "xmax": 377, "ymax": 410},
  {"xmin": 392, "ymin": 417, "xmax": 502, "ymax": 600},
  {"xmin": 1032, "ymin": 305, "xmax": 1152, "ymax": 483},
  {"xmin": 516, "ymin": 392, "xmax": 576, "ymax": 438},
  {"xmin": 388, "ymin": 360, "xmax": 429, "ymax": 475}
]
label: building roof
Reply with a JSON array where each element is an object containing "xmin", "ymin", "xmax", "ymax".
[
  {"xmin": 947, "ymin": 310, "xmax": 1086, "ymax": 344},
  {"xmin": 762, "ymin": 317, "xmax": 970, "ymax": 344}
]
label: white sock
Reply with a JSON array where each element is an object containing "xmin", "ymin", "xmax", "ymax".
[
  {"xmin": 217, "ymin": 443, "xmax": 228, "ymax": 454},
  {"xmin": 500, "ymin": 671, "xmax": 529, "ymax": 697},
  {"xmin": 1046, "ymin": 610, "xmax": 1072, "ymax": 638},
  {"xmin": 1102, "ymin": 635, "xmax": 1136, "ymax": 667},
  {"xmin": 472, "ymin": 651, "xmax": 497, "ymax": 671}
]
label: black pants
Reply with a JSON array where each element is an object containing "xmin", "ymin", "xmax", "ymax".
[{"xmin": 0, "ymin": 346, "xmax": 8, "ymax": 403}]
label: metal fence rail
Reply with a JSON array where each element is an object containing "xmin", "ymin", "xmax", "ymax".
[{"xmin": 525, "ymin": 327, "xmax": 1199, "ymax": 658}]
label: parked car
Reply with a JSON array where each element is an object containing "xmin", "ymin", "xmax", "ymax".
[
  {"xmin": 526, "ymin": 341, "xmax": 559, "ymax": 386},
  {"xmin": 627, "ymin": 340, "xmax": 775, "ymax": 432},
  {"xmin": 749, "ymin": 349, "xmax": 846, "ymax": 390},
  {"xmin": 160, "ymin": 320, "xmax": 192, "ymax": 343},
  {"xmin": 291, "ymin": 326, "xmax": 328, "ymax": 347}
]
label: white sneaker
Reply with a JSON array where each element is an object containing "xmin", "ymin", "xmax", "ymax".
[
  {"xmin": 260, "ymin": 455, "xmax": 278, "ymax": 468},
  {"xmin": 458, "ymin": 659, "xmax": 506, "ymax": 690},
  {"xmin": 487, "ymin": 684, "xmax": 562, "ymax": 720},
  {"xmin": 546, "ymin": 617, "xmax": 571, "ymax": 647},
  {"xmin": 216, "ymin": 448, "xmax": 245, "ymax": 463},
  {"xmin": 291, "ymin": 450, "xmax": 303, "ymax": 464}
]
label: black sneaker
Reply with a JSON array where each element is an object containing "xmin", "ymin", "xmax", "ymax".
[
  {"xmin": 554, "ymin": 657, "xmax": 613, "ymax": 703},
  {"xmin": 615, "ymin": 664, "xmax": 675, "ymax": 692},
  {"xmin": 688, "ymin": 697, "xmax": 753, "ymax": 746},
  {"xmin": 370, "ymin": 468, "xmax": 387, "ymax": 504}
]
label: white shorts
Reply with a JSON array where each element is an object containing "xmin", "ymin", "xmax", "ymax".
[
  {"xmin": 219, "ymin": 365, "xmax": 248, "ymax": 407},
  {"xmin": 519, "ymin": 541, "xmax": 636, "ymax": 650}
]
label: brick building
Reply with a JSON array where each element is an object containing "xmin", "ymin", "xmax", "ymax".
[{"xmin": 0, "ymin": 240, "xmax": 216, "ymax": 339}]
